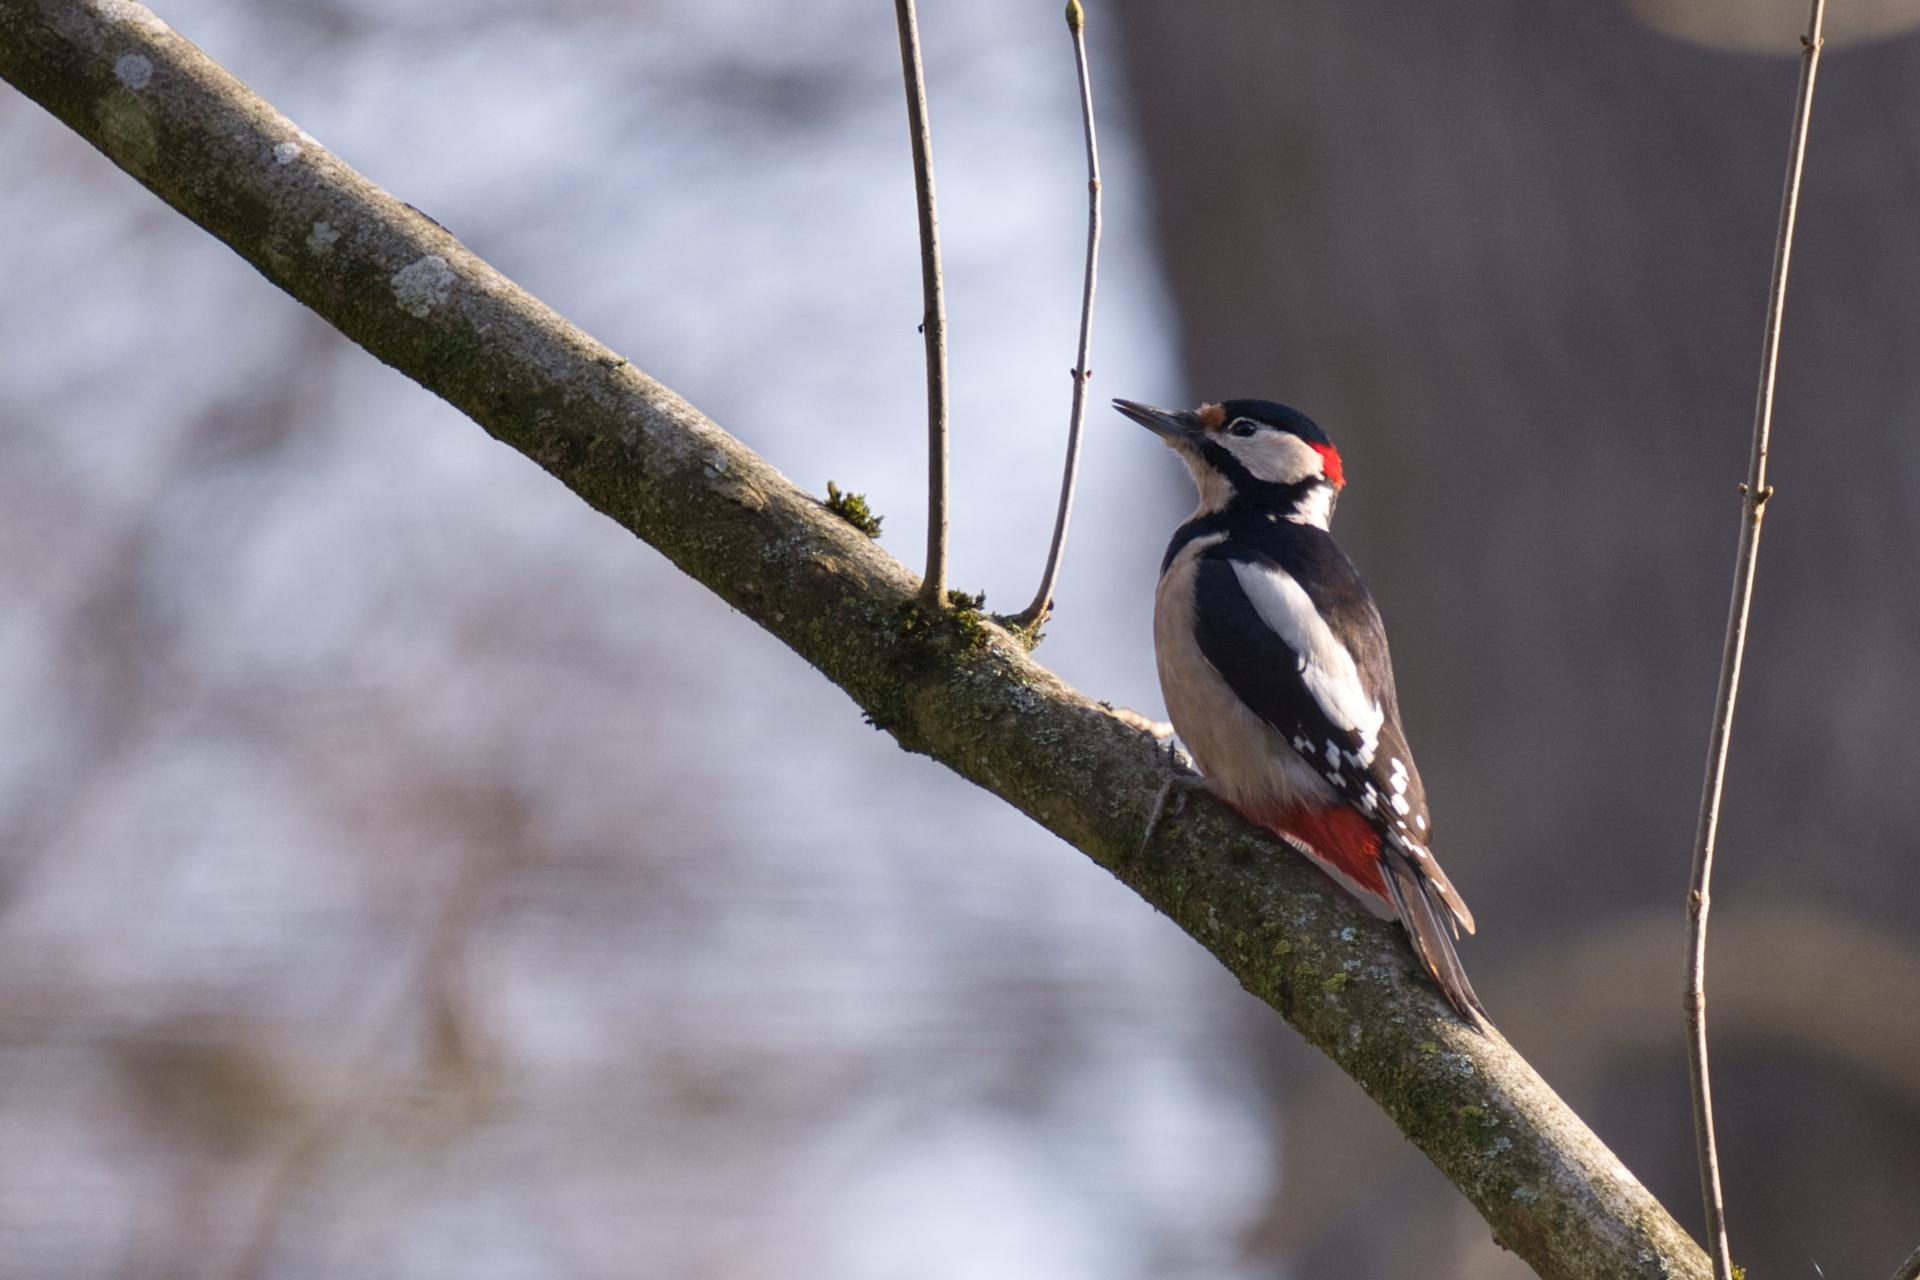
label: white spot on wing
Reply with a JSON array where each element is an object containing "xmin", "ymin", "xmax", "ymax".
[{"xmin": 1231, "ymin": 560, "xmax": 1385, "ymax": 762}]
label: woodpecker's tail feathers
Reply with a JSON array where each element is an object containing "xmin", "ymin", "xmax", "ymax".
[
  {"xmin": 1380, "ymin": 844, "xmax": 1489, "ymax": 1031},
  {"xmin": 1392, "ymin": 838, "xmax": 1474, "ymax": 936}
]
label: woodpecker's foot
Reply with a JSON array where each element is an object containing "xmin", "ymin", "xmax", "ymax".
[
  {"xmin": 1103, "ymin": 703, "xmax": 1175, "ymax": 740},
  {"xmin": 1141, "ymin": 775, "xmax": 1206, "ymax": 856},
  {"xmin": 1140, "ymin": 737, "xmax": 1204, "ymax": 857}
]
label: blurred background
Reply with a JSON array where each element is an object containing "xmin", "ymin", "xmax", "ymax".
[{"xmin": 3, "ymin": 0, "xmax": 1919, "ymax": 1276}]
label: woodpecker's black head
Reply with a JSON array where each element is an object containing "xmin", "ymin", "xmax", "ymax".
[{"xmin": 1114, "ymin": 397, "xmax": 1345, "ymax": 526}]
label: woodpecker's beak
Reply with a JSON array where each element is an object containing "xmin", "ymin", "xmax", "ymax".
[{"xmin": 1113, "ymin": 399, "xmax": 1200, "ymax": 446}]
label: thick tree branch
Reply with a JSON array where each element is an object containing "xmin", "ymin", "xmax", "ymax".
[{"xmin": 0, "ymin": 4, "xmax": 1709, "ymax": 1277}]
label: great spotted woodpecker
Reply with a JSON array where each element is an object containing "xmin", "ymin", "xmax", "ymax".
[{"xmin": 1116, "ymin": 397, "xmax": 1486, "ymax": 1028}]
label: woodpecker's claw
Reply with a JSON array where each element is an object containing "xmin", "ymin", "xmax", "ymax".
[
  {"xmin": 1139, "ymin": 736, "xmax": 1203, "ymax": 857},
  {"xmin": 1104, "ymin": 703, "xmax": 1175, "ymax": 740},
  {"xmin": 1140, "ymin": 775, "xmax": 1206, "ymax": 857}
]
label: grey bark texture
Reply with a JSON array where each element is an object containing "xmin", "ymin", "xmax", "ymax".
[{"xmin": 0, "ymin": 3, "xmax": 1710, "ymax": 1278}]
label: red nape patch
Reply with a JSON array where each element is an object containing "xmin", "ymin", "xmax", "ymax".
[
  {"xmin": 1265, "ymin": 804, "xmax": 1384, "ymax": 896},
  {"xmin": 1311, "ymin": 443, "xmax": 1346, "ymax": 489}
]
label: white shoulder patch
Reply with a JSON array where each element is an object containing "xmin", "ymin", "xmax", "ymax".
[
  {"xmin": 1229, "ymin": 559, "xmax": 1385, "ymax": 764},
  {"xmin": 1284, "ymin": 484, "xmax": 1335, "ymax": 530}
]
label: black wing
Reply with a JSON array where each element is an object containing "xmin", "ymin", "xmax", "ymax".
[
  {"xmin": 1190, "ymin": 542, "xmax": 1474, "ymax": 932},
  {"xmin": 1189, "ymin": 544, "xmax": 1432, "ymax": 838}
]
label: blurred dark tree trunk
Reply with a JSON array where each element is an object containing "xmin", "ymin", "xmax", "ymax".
[{"xmin": 1111, "ymin": 2, "xmax": 1920, "ymax": 1276}]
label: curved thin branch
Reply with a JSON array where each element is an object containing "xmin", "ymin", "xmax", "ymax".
[
  {"xmin": 891, "ymin": 0, "xmax": 951, "ymax": 608},
  {"xmin": 0, "ymin": 5, "xmax": 1708, "ymax": 1277},
  {"xmin": 1683, "ymin": 5, "xmax": 1825, "ymax": 1277},
  {"xmin": 1012, "ymin": 0, "xmax": 1102, "ymax": 629}
]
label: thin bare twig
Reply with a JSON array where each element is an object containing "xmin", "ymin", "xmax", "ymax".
[
  {"xmin": 1685, "ymin": 4, "xmax": 1826, "ymax": 1277},
  {"xmin": 1012, "ymin": 0, "xmax": 1103, "ymax": 630},
  {"xmin": 1891, "ymin": 1245, "xmax": 1920, "ymax": 1280},
  {"xmin": 892, "ymin": 0, "xmax": 950, "ymax": 608}
]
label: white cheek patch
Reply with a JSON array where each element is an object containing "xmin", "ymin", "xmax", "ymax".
[
  {"xmin": 1230, "ymin": 560, "xmax": 1386, "ymax": 764},
  {"xmin": 1220, "ymin": 433, "xmax": 1324, "ymax": 486}
]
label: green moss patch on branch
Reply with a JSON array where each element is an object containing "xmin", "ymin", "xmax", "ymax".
[{"xmin": 823, "ymin": 481, "xmax": 883, "ymax": 537}]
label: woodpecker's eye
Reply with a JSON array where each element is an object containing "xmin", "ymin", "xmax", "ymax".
[{"xmin": 1227, "ymin": 418, "xmax": 1259, "ymax": 438}]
